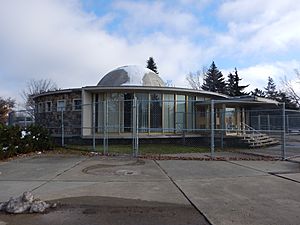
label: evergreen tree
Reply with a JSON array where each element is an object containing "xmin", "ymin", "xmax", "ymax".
[
  {"xmin": 251, "ymin": 88, "xmax": 265, "ymax": 97},
  {"xmin": 276, "ymin": 91, "xmax": 299, "ymax": 109},
  {"xmin": 226, "ymin": 72, "xmax": 235, "ymax": 96},
  {"xmin": 146, "ymin": 57, "xmax": 159, "ymax": 74},
  {"xmin": 0, "ymin": 97, "xmax": 15, "ymax": 125},
  {"xmin": 264, "ymin": 76, "xmax": 277, "ymax": 100},
  {"xmin": 202, "ymin": 61, "xmax": 226, "ymax": 94},
  {"xmin": 226, "ymin": 68, "xmax": 249, "ymax": 96}
]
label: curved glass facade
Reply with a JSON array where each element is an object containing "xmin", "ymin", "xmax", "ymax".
[{"xmin": 92, "ymin": 92, "xmax": 200, "ymax": 134}]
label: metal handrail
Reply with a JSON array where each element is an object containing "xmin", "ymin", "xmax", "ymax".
[
  {"xmin": 241, "ymin": 122, "xmax": 261, "ymax": 135},
  {"xmin": 240, "ymin": 122, "xmax": 265, "ymax": 143}
]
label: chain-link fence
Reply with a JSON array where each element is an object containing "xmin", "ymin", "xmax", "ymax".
[{"xmin": 8, "ymin": 99, "xmax": 300, "ymax": 160}]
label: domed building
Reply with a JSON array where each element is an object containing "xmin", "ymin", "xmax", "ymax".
[{"xmin": 33, "ymin": 65, "xmax": 279, "ymax": 146}]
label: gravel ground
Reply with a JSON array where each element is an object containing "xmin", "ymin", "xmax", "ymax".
[{"xmin": 0, "ymin": 196, "xmax": 210, "ymax": 225}]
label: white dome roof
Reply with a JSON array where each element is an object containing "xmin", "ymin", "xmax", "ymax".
[{"xmin": 97, "ymin": 65, "xmax": 165, "ymax": 87}]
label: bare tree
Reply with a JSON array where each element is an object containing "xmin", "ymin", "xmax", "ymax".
[
  {"xmin": 186, "ymin": 67, "xmax": 207, "ymax": 90},
  {"xmin": 281, "ymin": 70, "xmax": 300, "ymax": 108},
  {"xmin": 21, "ymin": 79, "xmax": 58, "ymax": 111}
]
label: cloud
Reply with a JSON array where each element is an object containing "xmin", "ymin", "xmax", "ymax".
[
  {"xmin": 235, "ymin": 60, "xmax": 300, "ymax": 92},
  {"xmin": 0, "ymin": 0, "xmax": 299, "ymax": 106},
  {"xmin": 215, "ymin": 0, "xmax": 300, "ymax": 55},
  {"xmin": 112, "ymin": 0, "xmax": 208, "ymax": 37},
  {"xmin": 0, "ymin": 0, "xmax": 208, "ymax": 104}
]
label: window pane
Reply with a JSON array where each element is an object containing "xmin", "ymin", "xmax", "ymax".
[
  {"xmin": 176, "ymin": 95, "xmax": 185, "ymax": 131},
  {"xmin": 73, "ymin": 99, "xmax": 82, "ymax": 110},
  {"xmin": 187, "ymin": 96, "xmax": 195, "ymax": 130},
  {"xmin": 163, "ymin": 94, "xmax": 174, "ymax": 132},
  {"xmin": 150, "ymin": 93, "xmax": 162, "ymax": 131},
  {"xmin": 45, "ymin": 102, "xmax": 52, "ymax": 112},
  {"xmin": 57, "ymin": 100, "xmax": 65, "ymax": 111},
  {"xmin": 136, "ymin": 93, "xmax": 149, "ymax": 133},
  {"xmin": 107, "ymin": 93, "xmax": 121, "ymax": 132}
]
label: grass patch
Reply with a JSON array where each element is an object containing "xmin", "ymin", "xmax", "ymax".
[{"xmin": 64, "ymin": 144, "xmax": 209, "ymax": 155}]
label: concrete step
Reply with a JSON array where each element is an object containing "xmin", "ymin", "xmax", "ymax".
[{"xmin": 241, "ymin": 133, "xmax": 279, "ymax": 148}]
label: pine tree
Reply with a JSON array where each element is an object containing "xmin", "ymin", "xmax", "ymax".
[
  {"xmin": 202, "ymin": 61, "xmax": 226, "ymax": 94},
  {"xmin": 226, "ymin": 68, "xmax": 249, "ymax": 96},
  {"xmin": 146, "ymin": 57, "xmax": 159, "ymax": 74},
  {"xmin": 226, "ymin": 72, "xmax": 235, "ymax": 96},
  {"xmin": 276, "ymin": 91, "xmax": 298, "ymax": 109},
  {"xmin": 251, "ymin": 88, "xmax": 265, "ymax": 97},
  {"xmin": 264, "ymin": 76, "xmax": 277, "ymax": 100}
]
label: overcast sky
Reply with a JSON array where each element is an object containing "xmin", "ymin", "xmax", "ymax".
[{"xmin": 1, "ymin": 0, "xmax": 300, "ymax": 107}]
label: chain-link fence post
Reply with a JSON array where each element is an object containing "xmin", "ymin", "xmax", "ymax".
[
  {"xmin": 61, "ymin": 109, "xmax": 64, "ymax": 147},
  {"xmin": 286, "ymin": 115, "xmax": 289, "ymax": 133},
  {"xmin": 92, "ymin": 102, "xmax": 96, "ymax": 151},
  {"xmin": 103, "ymin": 100, "xmax": 108, "ymax": 155},
  {"xmin": 132, "ymin": 97, "xmax": 139, "ymax": 157},
  {"xmin": 281, "ymin": 102, "xmax": 286, "ymax": 160},
  {"xmin": 220, "ymin": 107, "xmax": 225, "ymax": 150},
  {"xmin": 211, "ymin": 100, "xmax": 215, "ymax": 158}
]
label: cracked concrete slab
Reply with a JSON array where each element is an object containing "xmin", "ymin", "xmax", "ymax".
[
  {"xmin": 229, "ymin": 160, "xmax": 300, "ymax": 173},
  {"xmin": 0, "ymin": 155, "xmax": 87, "ymax": 181},
  {"xmin": 158, "ymin": 160, "xmax": 300, "ymax": 225},
  {"xmin": 54, "ymin": 157, "xmax": 167, "ymax": 182},
  {"xmin": 174, "ymin": 175, "xmax": 300, "ymax": 225},
  {"xmin": 157, "ymin": 160, "xmax": 266, "ymax": 180},
  {"xmin": 277, "ymin": 173, "xmax": 300, "ymax": 182},
  {"xmin": 0, "ymin": 181, "xmax": 44, "ymax": 202},
  {"xmin": 32, "ymin": 180, "xmax": 189, "ymax": 205}
]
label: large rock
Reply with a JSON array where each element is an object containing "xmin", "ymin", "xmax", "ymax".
[
  {"xmin": 6, "ymin": 197, "xmax": 31, "ymax": 214},
  {"xmin": 0, "ymin": 192, "xmax": 56, "ymax": 214}
]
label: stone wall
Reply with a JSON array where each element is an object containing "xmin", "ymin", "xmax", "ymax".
[{"xmin": 34, "ymin": 90, "xmax": 82, "ymax": 136}]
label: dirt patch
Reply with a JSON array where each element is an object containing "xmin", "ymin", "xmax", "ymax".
[{"xmin": 0, "ymin": 196, "xmax": 210, "ymax": 225}]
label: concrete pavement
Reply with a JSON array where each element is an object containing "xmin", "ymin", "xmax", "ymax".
[
  {"xmin": 157, "ymin": 160, "xmax": 300, "ymax": 225},
  {"xmin": 0, "ymin": 154, "xmax": 299, "ymax": 225}
]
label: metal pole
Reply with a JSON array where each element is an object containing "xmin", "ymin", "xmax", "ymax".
[
  {"xmin": 61, "ymin": 109, "xmax": 64, "ymax": 147},
  {"xmin": 220, "ymin": 108, "xmax": 224, "ymax": 150},
  {"xmin": 211, "ymin": 100, "xmax": 215, "ymax": 158},
  {"xmin": 281, "ymin": 103, "xmax": 286, "ymax": 160},
  {"xmin": 136, "ymin": 100, "xmax": 139, "ymax": 156},
  {"xmin": 103, "ymin": 100, "xmax": 108, "ymax": 155},
  {"xmin": 267, "ymin": 114, "xmax": 270, "ymax": 134},
  {"xmin": 92, "ymin": 102, "xmax": 96, "ymax": 151},
  {"xmin": 24, "ymin": 112, "xmax": 27, "ymax": 127},
  {"xmin": 286, "ymin": 115, "xmax": 289, "ymax": 133},
  {"xmin": 132, "ymin": 97, "xmax": 138, "ymax": 157}
]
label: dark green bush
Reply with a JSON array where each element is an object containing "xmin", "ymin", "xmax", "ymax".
[{"xmin": 0, "ymin": 124, "xmax": 53, "ymax": 159}]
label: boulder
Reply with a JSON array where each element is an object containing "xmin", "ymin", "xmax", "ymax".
[{"xmin": 0, "ymin": 192, "xmax": 56, "ymax": 214}]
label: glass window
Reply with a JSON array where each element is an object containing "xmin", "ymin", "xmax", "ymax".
[
  {"xmin": 57, "ymin": 100, "xmax": 66, "ymax": 112},
  {"xmin": 187, "ymin": 96, "xmax": 195, "ymax": 130},
  {"xmin": 150, "ymin": 93, "xmax": 162, "ymax": 131},
  {"xmin": 225, "ymin": 108, "xmax": 236, "ymax": 130},
  {"xmin": 176, "ymin": 95, "xmax": 185, "ymax": 131},
  {"xmin": 107, "ymin": 93, "xmax": 121, "ymax": 132},
  {"xmin": 38, "ymin": 102, "xmax": 44, "ymax": 113},
  {"xmin": 73, "ymin": 99, "xmax": 82, "ymax": 111},
  {"xmin": 45, "ymin": 101, "xmax": 52, "ymax": 112},
  {"xmin": 136, "ymin": 93, "xmax": 149, "ymax": 133},
  {"xmin": 123, "ymin": 93, "xmax": 133, "ymax": 132},
  {"xmin": 163, "ymin": 94, "xmax": 174, "ymax": 132},
  {"xmin": 196, "ymin": 96, "xmax": 205, "ymax": 101}
]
